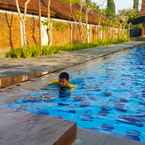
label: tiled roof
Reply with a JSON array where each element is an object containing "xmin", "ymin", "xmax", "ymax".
[
  {"xmin": 141, "ymin": 0, "xmax": 145, "ymax": 16},
  {"xmin": 0, "ymin": 0, "xmax": 107, "ymax": 25}
]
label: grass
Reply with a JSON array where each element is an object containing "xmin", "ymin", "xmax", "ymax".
[{"xmin": 6, "ymin": 37, "xmax": 129, "ymax": 58}]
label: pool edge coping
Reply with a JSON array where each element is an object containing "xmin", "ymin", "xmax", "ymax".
[{"xmin": 0, "ymin": 41, "xmax": 145, "ymax": 89}]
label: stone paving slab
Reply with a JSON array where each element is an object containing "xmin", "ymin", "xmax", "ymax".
[
  {"xmin": 0, "ymin": 109, "xmax": 77, "ymax": 145},
  {"xmin": 73, "ymin": 129, "xmax": 145, "ymax": 145},
  {"xmin": 0, "ymin": 41, "xmax": 145, "ymax": 88}
]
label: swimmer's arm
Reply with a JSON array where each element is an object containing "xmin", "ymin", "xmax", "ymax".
[
  {"xmin": 47, "ymin": 80, "xmax": 59, "ymax": 87},
  {"xmin": 50, "ymin": 80, "xmax": 76, "ymax": 89},
  {"xmin": 68, "ymin": 84, "xmax": 76, "ymax": 90},
  {"xmin": 51, "ymin": 80, "xmax": 59, "ymax": 84}
]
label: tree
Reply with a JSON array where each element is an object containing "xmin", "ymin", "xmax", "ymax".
[
  {"xmin": 15, "ymin": 0, "xmax": 31, "ymax": 47},
  {"xmin": 68, "ymin": 0, "xmax": 79, "ymax": 44},
  {"xmin": 79, "ymin": 0, "xmax": 86, "ymax": 42},
  {"xmin": 69, "ymin": 0, "xmax": 73, "ymax": 44},
  {"xmin": 47, "ymin": 0, "xmax": 52, "ymax": 46},
  {"xmin": 118, "ymin": 9, "xmax": 140, "ymax": 35},
  {"xmin": 5, "ymin": 13, "xmax": 14, "ymax": 49},
  {"xmin": 64, "ymin": 0, "xmax": 80, "ymax": 18},
  {"xmin": 118, "ymin": 9, "xmax": 139, "ymax": 22},
  {"xmin": 133, "ymin": 0, "xmax": 139, "ymax": 11},
  {"xmin": 106, "ymin": 0, "xmax": 116, "ymax": 17},
  {"xmin": 85, "ymin": 0, "xmax": 93, "ymax": 43},
  {"xmin": 38, "ymin": 0, "xmax": 42, "ymax": 49}
]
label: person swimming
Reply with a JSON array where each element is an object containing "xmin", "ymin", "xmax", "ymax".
[
  {"xmin": 52, "ymin": 72, "xmax": 75, "ymax": 89},
  {"xmin": 52, "ymin": 72, "xmax": 75, "ymax": 97}
]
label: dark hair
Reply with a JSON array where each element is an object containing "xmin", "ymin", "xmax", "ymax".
[{"xmin": 59, "ymin": 72, "xmax": 69, "ymax": 81}]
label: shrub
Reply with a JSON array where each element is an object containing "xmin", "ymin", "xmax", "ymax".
[
  {"xmin": 6, "ymin": 46, "xmax": 42, "ymax": 58},
  {"xmin": 21, "ymin": 47, "xmax": 33, "ymax": 58},
  {"xmin": 6, "ymin": 36, "xmax": 129, "ymax": 58},
  {"xmin": 31, "ymin": 46, "xmax": 42, "ymax": 57},
  {"xmin": 6, "ymin": 48, "xmax": 22, "ymax": 58}
]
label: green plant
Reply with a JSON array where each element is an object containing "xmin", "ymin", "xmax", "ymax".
[
  {"xmin": 31, "ymin": 46, "xmax": 42, "ymax": 57},
  {"xmin": 6, "ymin": 46, "xmax": 42, "ymax": 58},
  {"xmin": 42, "ymin": 45, "xmax": 62, "ymax": 55},
  {"xmin": 6, "ymin": 34, "xmax": 129, "ymax": 58},
  {"xmin": 21, "ymin": 48, "xmax": 32, "ymax": 58},
  {"xmin": 133, "ymin": 0, "xmax": 139, "ymax": 11},
  {"xmin": 106, "ymin": 0, "xmax": 116, "ymax": 17},
  {"xmin": 6, "ymin": 48, "xmax": 22, "ymax": 58}
]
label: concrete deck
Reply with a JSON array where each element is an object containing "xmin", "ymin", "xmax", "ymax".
[
  {"xmin": 0, "ymin": 109, "xmax": 77, "ymax": 145},
  {"xmin": 0, "ymin": 41, "xmax": 145, "ymax": 88},
  {"xmin": 73, "ymin": 129, "xmax": 145, "ymax": 145}
]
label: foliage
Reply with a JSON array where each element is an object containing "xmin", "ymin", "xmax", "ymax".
[
  {"xmin": 6, "ymin": 46, "xmax": 42, "ymax": 58},
  {"xmin": 118, "ymin": 9, "xmax": 140, "ymax": 22},
  {"xmin": 73, "ymin": 10, "xmax": 86, "ymax": 22},
  {"xmin": 42, "ymin": 45, "xmax": 61, "ymax": 55},
  {"xmin": 117, "ymin": 9, "xmax": 140, "ymax": 30},
  {"xmin": 133, "ymin": 0, "xmax": 139, "ymax": 11},
  {"xmin": 85, "ymin": 0, "xmax": 99, "ymax": 10},
  {"xmin": 6, "ymin": 48, "xmax": 22, "ymax": 58},
  {"xmin": 61, "ymin": 0, "xmax": 80, "ymax": 5},
  {"xmin": 6, "ymin": 35, "xmax": 129, "ymax": 58},
  {"xmin": 131, "ymin": 23, "xmax": 144, "ymax": 29},
  {"xmin": 60, "ymin": 0, "xmax": 109, "ymax": 26},
  {"xmin": 106, "ymin": 0, "xmax": 116, "ymax": 17}
]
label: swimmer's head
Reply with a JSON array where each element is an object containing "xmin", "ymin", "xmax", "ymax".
[{"xmin": 59, "ymin": 72, "xmax": 69, "ymax": 87}]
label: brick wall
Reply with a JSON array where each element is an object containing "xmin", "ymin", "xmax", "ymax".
[
  {"xmin": 0, "ymin": 12, "xmax": 21, "ymax": 53},
  {"xmin": 0, "ymin": 10, "xmax": 40, "ymax": 53},
  {"xmin": 25, "ymin": 16, "xmax": 40, "ymax": 46},
  {"xmin": 0, "ymin": 10, "xmax": 128, "ymax": 54},
  {"xmin": 52, "ymin": 21, "xmax": 71, "ymax": 45}
]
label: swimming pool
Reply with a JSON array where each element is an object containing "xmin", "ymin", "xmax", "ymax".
[{"xmin": 4, "ymin": 46, "xmax": 145, "ymax": 143}]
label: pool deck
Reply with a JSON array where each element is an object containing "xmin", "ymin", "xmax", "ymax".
[
  {"xmin": 73, "ymin": 129, "xmax": 145, "ymax": 145},
  {"xmin": 0, "ymin": 41, "xmax": 145, "ymax": 88},
  {"xmin": 0, "ymin": 109, "xmax": 77, "ymax": 145}
]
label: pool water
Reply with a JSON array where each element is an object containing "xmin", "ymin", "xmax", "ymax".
[{"xmin": 5, "ymin": 47, "xmax": 145, "ymax": 143}]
